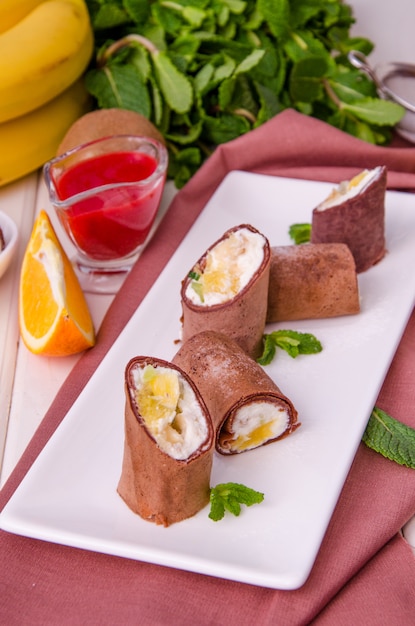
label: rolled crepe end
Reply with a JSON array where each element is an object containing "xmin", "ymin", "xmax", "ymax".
[
  {"xmin": 311, "ymin": 166, "xmax": 387, "ymax": 273},
  {"xmin": 181, "ymin": 224, "xmax": 271, "ymax": 358},
  {"xmin": 217, "ymin": 392, "xmax": 301, "ymax": 456},
  {"xmin": 173, "ymin": 330, "xmax": 299, "ymax": 456},
  {"xmin": 117, "ymin": 356, "xmax": 214, "ymax": 526}
]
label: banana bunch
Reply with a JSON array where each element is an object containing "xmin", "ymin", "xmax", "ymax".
[{"xmin": 0, "ymin": 0, "xmax": 94, "ymax": 187}]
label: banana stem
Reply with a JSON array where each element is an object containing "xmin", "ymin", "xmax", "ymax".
[{"xmin": 97, "ymin": 34, "xmax": 158, "ymax": 67}]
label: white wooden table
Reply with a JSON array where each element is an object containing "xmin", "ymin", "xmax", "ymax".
[{"xmin": 0, "ymin": 0, "xmax": 414, "ymax": 549}]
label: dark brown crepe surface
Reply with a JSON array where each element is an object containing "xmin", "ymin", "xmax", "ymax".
[
  {"xmin": 180, "ymin": 224, "xmax": 271, "ymax": 359},
  {"xmin": 173, "ymin": 330, "xmax": 299, "ymax": 454},
  {"xmin": 311, "ymin": 166, "xmax": 387, "ymax": 272},
  {"xmin": 118, "ymin": 357, "xmax": 214, "ymax": 526},
  {"xmin": 267, "ymin": 243, "xmax": 360, "ymax": 322}
]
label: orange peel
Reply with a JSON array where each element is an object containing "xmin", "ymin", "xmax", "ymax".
[{"xmin": 19, "ymin": 210, "xmax": 95, "ymax": 356}]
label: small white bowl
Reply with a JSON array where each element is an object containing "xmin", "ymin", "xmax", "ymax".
[{"xmin": 0, "ymin": 211, "xmax": 18, "ymax": 280}]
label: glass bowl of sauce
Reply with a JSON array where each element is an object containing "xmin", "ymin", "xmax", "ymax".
[{"xmin": 44, "ymin": 134, "xmax": 168, "ymax": 293}]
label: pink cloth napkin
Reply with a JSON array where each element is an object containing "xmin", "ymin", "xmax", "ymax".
[{"xmin": 1, "ymin": 109, "xmax": 415, "ymax": 624}]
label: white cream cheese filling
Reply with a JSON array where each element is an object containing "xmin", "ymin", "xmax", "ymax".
[
  {"xmin": 316, "ymin": 166, "xmax": 382, "ymax": 211},
  {"xmin": 224, "ymin": 401, "xmax": 290, "ymax": 452},
  {"xmin": 185, "ymin": 227, "xmax": 265, "ymax": 306},
  {"xmin": 132, "ymin": 364, "xmax": 208, "ymax": 460}
]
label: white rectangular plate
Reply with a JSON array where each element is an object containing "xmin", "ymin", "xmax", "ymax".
[{"xmin": 2, "ymin": 172, "xmax": 415, "ymax": 590}]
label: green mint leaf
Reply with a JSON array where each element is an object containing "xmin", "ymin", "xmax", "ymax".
[
  {"xmin": 214, "ymin": 56, "xmax": 237, "ymax": 83},
  {"xmin": 257, "ymin": 334, "xmax": 277, "ymax": 366},
  {"xmin": 208, "ymin": 492, "xmax": 226, "ymax": 521},
  {"xmin": 194, "ymin": 63, "xmax": 215, "ymax": 94},
  {"xmin": 123, "ymin": 0, "xmax": 150, "ymax": 25},
  {"xmin": 85, "ymin": 65, "xmax": 151, "ymax": 117},
  {"xmin": 327, "ymin": 71, "xmax": 376, "ymax": 104},
  {"xmin": 223, "ymin": 495, "xmax": 242, "ymax": 517},
  {"xmin": 151, "ymin": 2, "xmax": 183, "ymax": 35},
  {"xmin": 273, "ymin": 332, "xmax": 302, "ymax": 358},
  {"xmin": 218, "ymin": 77, "xmax": 236, "ymax": 110},
  {"xmin": 284, "ymin": 30, "xmax": 330, "ymax": 62},
  {"xmin": 203, "ymin": 113, "xmax": 250, "ymax": 144},
  {"xmin": 257, "ymin": 330, "xmax": 322, "ymax": 364},
  {"xmin": 258, "ymin": 0, "xmax": 290, "ymax": 39},
  {"xmin": 289, "ymin": 223, "xmax": 311, "ymax": 244},
  {"xmin": 174, "ymin": 147, "xmax": 202, "ymax": 167},
  {"xmin": 166, "ymin": 117, "xmax": 204, "ymax": 145},
  {"xmin": 168, "ymin": 147, "xmax": 203, "ymax": 188},
  {"xmin": 230, "ymin": 483, "xmax": 265, "ymax": 506},
  {"xmin": 274, "ymin": 330, "xmax": 323, "ymax": 357},
  {"xmin": 362, "ymin": 407, "xmax": 415, "ymax": 468},
  {"xmin": 182, "ymin": 6, "xmax": 206, "ymax": 28},
  {"xmin": 289, "ymin": 56, "xmax": 330, "ymax": 102},
  {"xmin": 224, "ymin": 0, "xmax": 247, "ymax": 15},
  {"xmin": 255, "ymin": 81, "xmax": 284, "ymax": 125},
  {"xmin": 152, "ymin": 51, "xmax": 193, "ymax": 114},
  {"xmin": 342, "ymin": 98, "xmax": 406, "ymax": 126},
  {"xmin": 188, "ymin": 271, "xmax": 200, "ymax": 280},
  {"xmin": 148, "ymin": 76, "xmax": 164, "ymax": 126},
  {"xmin": 87, "ymin": 1, "xmax": 130, "ymax": 29},
  {"xmin": 208, "ymin": 483, "xmax": 264, "ymax": 521},
  {"xmin": 289, "ymin": 2, "xmax": 322, "ymax": 28},
  {"xmin": 235, "ymin": 48, "xmax": 265, "ymax": 75}
]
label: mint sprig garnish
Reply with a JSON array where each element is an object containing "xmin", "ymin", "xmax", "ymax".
[
  {"xmin": 208, "ymin": 483, "xmax": 264, "ymax": 521},
  {"xmin": 257, "ymin": 330, "xmax": 322, "ymax": 365},
  {"xmin": 362, "ymin": 407, "xmax": 415, "ymax": 468},
  {"xmin": 288, "ymin": 223, "xmax": 312, "ymax": 245}
]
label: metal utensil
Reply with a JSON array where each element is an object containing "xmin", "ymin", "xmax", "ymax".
[{"xmin": 348, "ymin": 50, "xmax": 415, "ymax": 142}]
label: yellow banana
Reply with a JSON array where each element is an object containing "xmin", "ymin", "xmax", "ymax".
[
  {"xmin": 0, "ymin": 0, "xmax": 94, "ymax": 123},
  {"xmin": 0, "ymin": 0, "xmax": 44, "ymax": 34},
  {"xmin": 0, "ymin": 80, "xmax": 92, "ymax": 188}
]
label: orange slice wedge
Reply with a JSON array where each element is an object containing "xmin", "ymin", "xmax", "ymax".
[{"xmin": 19, "ymin": 210, "xmax": 95, "ymax": 356}]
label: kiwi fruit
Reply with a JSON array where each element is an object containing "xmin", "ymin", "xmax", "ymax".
[{"xmin": 57, "ymin": 108, "xmax": 165, "ymax": 155}]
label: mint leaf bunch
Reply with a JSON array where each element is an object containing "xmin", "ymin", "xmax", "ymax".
[
  {"xmin": 258, "ymin": 329, "xmax": 322, "ymax": 365},
  {"xmin": 362, "ymin": 407, "xmax": 415, "ymax": 468},
  {"xmin": 209, "ymin": 482, "xmax": 265, "ymax": 521},
  {"xmin": 84, "ymin": 0, "xmax": 405, "ymax": 187}
]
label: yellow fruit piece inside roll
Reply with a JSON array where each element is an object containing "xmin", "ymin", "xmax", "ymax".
[{"xmin": 134, "ymin": 364, "xmax": 210, "ymax": 459}]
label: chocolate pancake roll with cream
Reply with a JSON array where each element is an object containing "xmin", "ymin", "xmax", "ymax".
[
  {"xmin": 118, "ymin": 357, "xmax": 214, "ymax": 526},
  {"xmin": 311, "ymin": 166, "xmax": 387, "ymax": 273},
  {"xmin": 181, "ymin": 224, "xmax": 271, "ymax": 359},
  {"xmin": 267, "ymin": 243, "xmax": 360, "ymax": 322},
  {"xmin": 173, "ymin": 330, "xmax": 299, "ymax": 455}
]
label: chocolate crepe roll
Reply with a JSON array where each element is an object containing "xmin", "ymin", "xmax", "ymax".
[
  {"xmin": 118, "ymin": 357, "xmax": 214, "ymax": 526},
  {"xmin": 311, "ymin": 166, "xmax": 387, "ymax": 272},
  {"xmin": 173, "ymin": 330, "xmax": 299, "ymax": 455},
  {"xmin": 181, "ymin": 224, "xmax": 271, "ymax": 359},
  {"xmin": 267, "ymin": 243, "xmax": 360, "ymax": 322}
]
